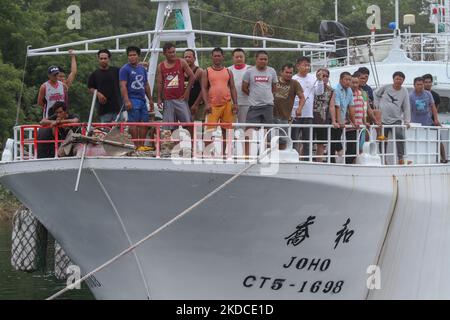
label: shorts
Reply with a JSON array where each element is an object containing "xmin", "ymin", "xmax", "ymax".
[
  {"xmin": 237, "ymin": 105, "xmax": 250, "ymax": 124},
  {"xmin": 128, "ymin": 98, "xmax": 149, "ymax": 122},
  {"xmin": 206, "ymin": 101, "xmax": 235, "ymax": 123},
  {"xmin": 99, "ymin": 112, "xmax": 125, "ymax": 123},
  {"xmin": 163, "ymin": 99, "xmax": 191, "ymax": 122},
  {"xmin": 246, "ymin": 105, "xmax": 274, "ymax": 124},
  {"xmin": 163, "ymin": 99, "xmax": 191, "ymax": 129}
]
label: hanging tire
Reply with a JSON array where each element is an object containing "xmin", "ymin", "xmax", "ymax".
[
  {"xmin": 10, "ymin": 206, "xmax": 48, "ymax": 272},
  {"xmin": 54, "ymin": 241, "xmax": 74, "ymax": 280}
]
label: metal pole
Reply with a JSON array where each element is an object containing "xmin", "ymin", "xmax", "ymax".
[
  {"xmin": 335, "ymin": 0, "xmax": 338, "ymax": 22},
  {"xmin": 75, "ymin": 90, "xmax": 97, "ymax": 192},
  {"xmin": 395, "ymin": 0, "xmax": 400, "ymax": 31}
]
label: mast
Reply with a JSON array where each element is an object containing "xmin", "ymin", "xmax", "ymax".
[{"xmin": 335, "ymin": 0, "xmax": 338, "ymax": 22}]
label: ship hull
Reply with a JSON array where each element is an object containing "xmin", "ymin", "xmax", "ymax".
[{"xmin": 1, "ymin": 158, "xmax": 449, "ymax": 299}]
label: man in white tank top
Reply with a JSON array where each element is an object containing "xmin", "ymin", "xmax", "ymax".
[
  {"xmin": 228, "ymin": 49, "xmax": 251, "ymax": 123},
  {"xmin": 37, "ymin": 66, "xmax": 67, "ymax": 119}
]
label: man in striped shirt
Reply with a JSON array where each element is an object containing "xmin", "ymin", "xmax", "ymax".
[{"xmin": 345, "ymin": 72, "xmax": 368, "ymax": 164}]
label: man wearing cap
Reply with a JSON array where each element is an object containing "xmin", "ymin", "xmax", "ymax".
[{"xmin": 37, "ymin": 66, "xmax": 67, "ymax": 119}]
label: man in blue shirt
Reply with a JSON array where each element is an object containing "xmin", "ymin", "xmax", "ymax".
[
  {"xmin": 120, "ymin": 46, "xmax": 153, "ymax": 147},
  {"xmin": 331, "ymin": 72, "xmax": 354, "ymax": 163},
  {"xmin": 409, "ymin": 77, "xmax": 440, "ymax": 127}
]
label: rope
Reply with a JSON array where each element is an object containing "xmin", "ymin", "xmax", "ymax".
[
  {"xmin": 253, "ymin": 21, "xmax": 275, "ymax": 45},
  {"xmin": 191, "ymin": 6, "xmax": 319, "ymax": 36},
  {"xmin": 15, "ymin": 47, "xmax": 29, "ymax": 126},
  {"xmin": 47, "ymin": 159, "xmax": 259, "ymax": 300},
  {"xmin": 367, "ymin": 42, "xmax": 380, "ymax": 88},
  {"xmin": 92, "ymin": 168, "xmax": 151, "ymax": 299}
]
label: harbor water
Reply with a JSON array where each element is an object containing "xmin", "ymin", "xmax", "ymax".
[{"xmin": 0, "ymin": 219, "xmax": 94, "ymax": 300}]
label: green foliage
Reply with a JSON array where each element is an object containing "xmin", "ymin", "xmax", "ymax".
[
  {"xmin": 0, "ymin": 184, "xmax": 20, "ymax": 221},
  {"xmin": 0, "ymin": 55, "xmax": 22, "ymax": 146},
  {"xmin": 0, "ymin": 0, "xmax": 438, "ymax": 146}
]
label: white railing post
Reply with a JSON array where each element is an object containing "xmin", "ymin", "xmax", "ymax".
[
  {"xmin": 13, "ymin": 127, "xmax": 18, "ymax": 161},
  {"xmin": 347, "ymin": 38, "xmax": 350, "ymax": 65},
  {"xmin": 421, "ymin": 34, "xmax": 424, "ymax": 61},
  {"xmin": 309, "ymin": 126, "xmax": 313, "ymax": 162}
]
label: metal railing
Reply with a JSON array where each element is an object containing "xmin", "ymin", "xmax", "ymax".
[
  {"xmin": 311, "ymin": 32, "xmax": 450, "ymax": 68},
  {"xmin": 27, "ymin": 29, "xmax": 335, "ymax": 57},
  {"xmin": 11, "ymin": 122, "xmax": 450, "ymax": 166}
]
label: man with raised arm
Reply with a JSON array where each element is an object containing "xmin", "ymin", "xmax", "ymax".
[{"xmin": 37, "ymin": 66, "xmax": 67, "ymax": 119}]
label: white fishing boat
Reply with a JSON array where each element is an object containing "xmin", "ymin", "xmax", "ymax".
[
  {"xmin": 313, "ymin": 0, "xmax": 450, "ymax": 121},
  {"xmin": 1, "ymin": 0, "xmax": 450, "ymax": 300}
]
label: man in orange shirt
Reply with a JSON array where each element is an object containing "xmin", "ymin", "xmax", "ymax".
[{"xmin": 202, "ymin": 47, "xmax": 238, "ymax": 126}]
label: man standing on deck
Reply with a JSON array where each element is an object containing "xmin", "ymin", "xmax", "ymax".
[
  {"xmin": 183, "ymin": 49, "xmax": 204, "ymax": 121},
  {"xmin": 273, "ymin": 63, "xmax": 305, "ymax": 127},
  {"xmin": 357, "ymin": 67, "xmax": 374, "ymax": 104},
  {"xmin": 423, "ymin": 73, "xmax": 447, "ymax": 163},
  {"xmin": 120, "ymin": 46, "xmax": 153, "ymax": 147},
  {"xmin": 410, "ymin": 77, "xmax": 440, "ymax": 127},
  {"xmin": 346, "ymin": 72, "xmax": 369, "ymax": 164},
  {"xmin": 374, "ymin": 71, "xmax": 411, "ymax": 165},
  {"xmin": 37, "ymin": 66, "xmax": 67, "ymax": 119},
  {"xmin": 229, "ymin": 49, "xmax": 251, "ymax": 124},
  {"xmin": 88, "ymin": 49, "xmax": 122, "ymax": 123},
  {"xmin": 156, "ymin": 43, "xmax": 195, "ymax": 129},
  {"xmin": 291, "ymin": 56, "xmax": 324, "ymax": 158},
  {"xmin": 202, "ymin": 47, "xmax": 239, "ymax": 126},
  {"xmin": 332, "ymin": 72, "xmax": 354, "ymax": 163},
  {"xmin": 242, "ymin": 51, "xmax": 278, "ymax": 124}
]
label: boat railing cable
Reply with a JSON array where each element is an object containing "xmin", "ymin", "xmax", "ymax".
[
  {"xmin": 367, "ymin": 40, "xmax": 380, "ymax": 88},
  {"xmin": 142, "ymin": 3, "xmax": 173, "ymax": 64},
  {"xmin": 47, "ymin": 156, "xmax": 267, "ymax": 300}
]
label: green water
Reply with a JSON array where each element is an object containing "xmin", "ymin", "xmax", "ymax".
[{"xmin": 0, "ymin": 221, "xmax": 94, "ymax": 300}]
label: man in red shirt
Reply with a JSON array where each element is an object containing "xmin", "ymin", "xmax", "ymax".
[{"xmin": 156, "ymin": 43, "xmax": 195, "ymax": 130}]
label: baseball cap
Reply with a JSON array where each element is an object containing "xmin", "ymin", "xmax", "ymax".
[{"xmin": 48, "ymin": 66, "xmax": 60, "ymax": 75}]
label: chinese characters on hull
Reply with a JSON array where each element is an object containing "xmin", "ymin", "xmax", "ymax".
[
  {"xmin": 285, "ymin": 217, "xmax": 355, "ymax": 249},
  {"xmin": 284, "ymin": 216, "xmax": 316, "ymax": 246}
]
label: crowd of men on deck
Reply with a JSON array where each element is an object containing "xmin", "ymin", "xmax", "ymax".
[{"xmin": 36, "ymin": 43, "xmax": 448, "ymax": 163}]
